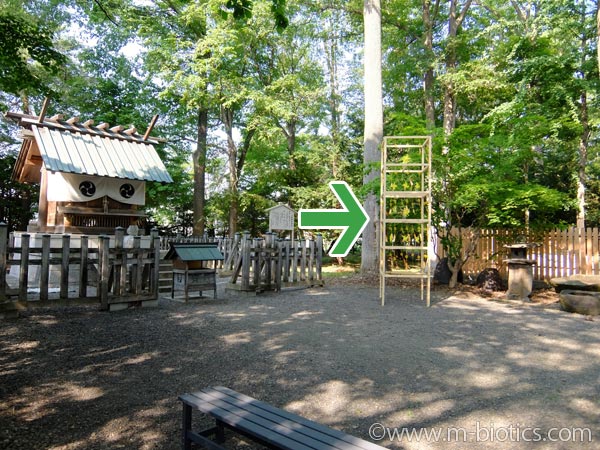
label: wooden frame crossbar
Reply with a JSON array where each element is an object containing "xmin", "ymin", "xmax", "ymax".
[{"xmin": 379, "ymin": 136, "xmax": 432, "ymax": 306}]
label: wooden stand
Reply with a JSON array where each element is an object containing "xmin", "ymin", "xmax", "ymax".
[{"xmin": 172, "ymin": 268, "xmax": 217, "ymax": 301}]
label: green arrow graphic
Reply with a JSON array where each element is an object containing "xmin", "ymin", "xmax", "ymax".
[{"xmin": 298, "ymin": 181, "xmax": 370, "ymax": 257}]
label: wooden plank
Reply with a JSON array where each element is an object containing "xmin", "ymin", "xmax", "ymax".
[
  {"xmin": 592, "ymin": 228, "xmax": 600, "ymax": 275},
  {"xmin": 579, "ymin": 227, "xmax": 586, "ymax": 274},
  {"xmin": 18, "ymin": 234, "xmax": 30, "ymax": 302},
  {"xmin": 208, "ymin": 387, "xmax": 386, "ymax": 450},
  {"xmin": 557, "ymin": 228, "xmax": 563, "ymax": 277},
  {"xmin": 114, "ymin": 227, "xmax": 124, "ymax": 296},
  {"xmin": 316, "ymin": 234, "xmax": 323, "ymax": 283},
  {"xmin": 282, "ymin": 240, "xmax": 290, "ymax": 282},
  {"xmin": 60, "ymin": 234, "xmax": 70, "ymax": 299},
  {"xmin": 308, "ymin": 239, "xmax": 315, "ymax": 283},
  {"xmin": 79, "ymin": 235, "xmax": 88, "ymax": 298},
  {"xmin": 542, "ymin": 230, "xmax": 549, "ymax": 281},
  {"xmin": 0, "ymin": 223, "xmax": 6, "ymax": 299},
  {"xmin": 231, "ymin": 254, "xmax": 243, "ymax": 284},
  {"xmin": 180, "ymin": 394, "xmax": 310, "ymax": 450},
  {"xmin": 550, "ymin": 228, "xmax": 556, "ymax": 279},
  {"xmin": 225, "ymin": 233, "xmax": 240, "ymax": 270},
  {"xmin": 151, "ymin": 230, "xmax": 160, "ymax": 299},
  {"xmin": 142, "ymin": 114, "xmax": 159, "ymax": 141},
  {"xmin": 241, "ymin": 233, "xmax": 251, "ymax": 291},
  {"xmin": 300, "ymin": 239, "xmax": 307, "ymax": 281},
  {"xmin": 264, "ymin": 234, "xmax": 273, "ymax": 288},
  {"xmin": 40, "ymin": 234, "xmax": 50, "ymax": 301},
  {"xmin": 568, "ymin": 228, "xmax": 574, "ymax": 276},
  {"xmin": 291, "ymin": 239, "xmax": 298, "ymax": 283},
  {"xmin": 185, "ymin": 391, "xmax": 343, "ymax": 450},
  {"xmin": 99, "ymin": 236, "xmax": 110, "ymax": 310},
  {"xmin": 252, "ymin": 238, "xmax": 261, "ymax": 289},
  {"xmin": 38, "ymin": 97, "xmax": 50, "ymax": 123},
  {"xmin": 134, "ymin": 236, "xmax": 143, "ymax": 294},
  {"xmin": 586, "ymin": 227, "xmax": 592, "ymax": 275}
]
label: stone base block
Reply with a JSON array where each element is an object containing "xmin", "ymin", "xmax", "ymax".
[{"xmin": 559, "ymin": 290, "xmax": 600, "ymax": 316}]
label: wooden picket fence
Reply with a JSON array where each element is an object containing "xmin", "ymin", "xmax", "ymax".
[
  {"xmin": 225, "ymin": 232, "xmax": 323, "ymax": 292},
  {"xmin": 449, "ymin": 227, "xmax": 600, "ymax": 281},
  {"xmin": 161, "ymin": 231, "xmax": 324, "ymax": 293},
  {"xmin": 0, "ymin": 224, "xmax": 161, "ymax": 316}
]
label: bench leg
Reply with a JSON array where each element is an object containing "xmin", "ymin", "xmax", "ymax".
[
  {"xmin": 215, "ymin": 419, "xmax": 225, "ymax": 443},
  {"xmin": 182, "ymin": 403, "xmax": 193, "ymax": 450}
]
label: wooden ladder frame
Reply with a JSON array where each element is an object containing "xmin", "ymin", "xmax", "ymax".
[{"xmin": 379, "ymin": 136, "xmax": 432, "ymax": 306}]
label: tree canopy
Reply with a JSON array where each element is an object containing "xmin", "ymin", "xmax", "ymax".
[{"xmin": 0, "ymin": 0, "xmax": 599, "ymax": 252}]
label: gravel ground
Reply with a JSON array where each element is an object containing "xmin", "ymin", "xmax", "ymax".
[{"xmin": 1, "ymin": 278, "xmax": 599, "ymax": 450}]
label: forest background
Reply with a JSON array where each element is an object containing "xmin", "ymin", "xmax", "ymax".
[{"xmin": 1, "ymin": 0, "xmax": 599, "ymax": 276}]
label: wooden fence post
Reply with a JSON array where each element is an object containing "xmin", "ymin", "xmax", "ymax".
[
  {"xmin": 265, "ymin": 233, "xmax": 274, "ymax": 288},
  {"xmin": 79, "ymin": 235, "xmax": 89, "ymax": 298},
  {"xmin": 308, "ymin": 238, "xmax": 315, "ymax": 283},
  {"xmin": 40, "ymin": 234, "xmax": 51, "ymax": 301},
  {"xmin": 291, "ymin": 238, "xmax": 298, "ymax": 283},
  {"xmin": 134, "ymin": 236, "xmax": 143, "ymax": 295},
  {"xmin": 0, "ymin": 223, "xmax": 7, "ymax": 300},
  {"xmin": 151, "ymin": 228, "xmax": 160, "ymax": 299},
  {"xmin": 18, "ymin": 234, "xmax": 30, "ymax": 302},
  {"xmin": 316, "ymin": 234, "xmax": 323, "ymax": 283},
  {"xmin": 60, "ymin": 234, "xmax": 70, "ymax": 299},
  {"xmin": 225, "ymin": 233, "xmax": 240, "ymax": 270},
  {"xmin": 114, "ymin": 227, "xmax": 125, "ymax": 296},
  {"xmin": 253, "ymin": 237, "xmax": 262, "ymax": 289},
  {"xmin": 241, "ymin": 232, "xmax": 251, "ymax": 291},
  {"xmin": 99, "ymin": 235, "xmax": 110, "ymax": 310},
  {"xmin": 300, "ymin": 238, "xmax": 307, "ymax": 281},
  {"xmin": 282, "ymin": 239, "xmax": 290, "ymax": 283}
]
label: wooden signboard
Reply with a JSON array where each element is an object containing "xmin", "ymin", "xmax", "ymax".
[{"xmin": 267, "ymin": 204, "xmax": 295, "ymax": 231}]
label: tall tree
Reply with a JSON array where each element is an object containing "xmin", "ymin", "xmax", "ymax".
[
  {"xmin": 362, "ymin": 0, "xmax": 383, "ymax": 273},
  {"xmin": 441, "ymin": 0, "xmax": 472, "ymax": 143}
]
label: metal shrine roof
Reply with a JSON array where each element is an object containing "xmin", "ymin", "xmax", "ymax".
[
  {"xmin": 165, "ymin": 243, "xmax": 225, "ymax": 262},
  {"xmin": 31, "ymin": 125, "xmax": 172, "ymax": 182},
  {"xmin": 5, "ymin": 111, "xmax": 173, "ymax": 184}
]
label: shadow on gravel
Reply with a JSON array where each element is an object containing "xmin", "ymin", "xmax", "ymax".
[{"xmin": 0, "ymin": 283, "xmax": 599, "ymax": 449}]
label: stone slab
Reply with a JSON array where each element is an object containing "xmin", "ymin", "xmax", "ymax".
[{"xmin": 550, "ymin": 275, "xmax": 600, "ymax": 293}]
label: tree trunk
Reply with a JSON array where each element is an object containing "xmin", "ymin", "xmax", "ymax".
[
  {"xmin": 442, "ymin": 0, "xmax": 472, "ymax": 145},
  {"xmin": 442, "ymin": 0, "xmax": 458, "ymax": 140},
  {"xmin": 578, "ymin": 4, "xmax": 590, "ymax": 231},
  {"xmin": 423, "ymin": 0, "xmax": 435, "ymax": 129},
  {"xmin": 222, "ymin": 107, "xmax": 239, "ymax": 236},
  {"xmin": 448, "ymin": 259, "xmax": 462, "ymax": 289},
  {"xmin": 597, "ymin": 4, "xmax": 600, "ymax": 77},
  {"xmin": 361, "ymin": 0, "xmax": 383, "ymax": 274},
  {"xmin": 286, "ymin": 121, "xmax": 296, "ymax": 171},
  {"xmin": 325, "ymin": 24, "xmax": 342, "ymax": 179},
  {"xmin": 20, "ymin": 92, "xmax": 31, "ymax": 115},
  {"xmin": 577, "ymin": 85, "xmax": 589, "ymax": 231},
  {"xmin": 193, "ymin": 108, "xmax": 208, "ymax": 235}
]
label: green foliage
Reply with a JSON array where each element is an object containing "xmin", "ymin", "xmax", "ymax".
[
  {"xmin": 0, "ymin": 150, "xmax": 37, "ymax": 231},
  {"xmin": 0, "ymin": 5, "xmax": 66, "ymax": 97},
  {"xmin": 1, "ymin": 0, "xmax": 599, "ymax": 240}
]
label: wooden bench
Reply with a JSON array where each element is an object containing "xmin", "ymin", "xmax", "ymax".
[{"xmin": 179, "ymin": 386, "xmax": 387, "ymax": 450}]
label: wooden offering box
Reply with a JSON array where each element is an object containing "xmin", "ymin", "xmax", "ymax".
[{"xmin": 165, "ymin": 243, "xmax": 224, "ymax": 301}]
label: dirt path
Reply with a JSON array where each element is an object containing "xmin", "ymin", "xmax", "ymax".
[{"xmin": 0, "ymin": 281, "xmax": 598, "ymax": 449}]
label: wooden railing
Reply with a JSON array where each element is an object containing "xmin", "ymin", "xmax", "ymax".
[
  {"xmin": 0, "ymin": 224, "xmax": 160, "ymax": 315},
  {"xmin": 160, "ymin": 231, "xmax": 324, "ymax": 292},
  {"xmin": 227, "ymin": 232, "xmax": 323, "ymax": 292},
  {"xmin": 444, "ymin": 227, "xmax": 600, "ymax": 281}
]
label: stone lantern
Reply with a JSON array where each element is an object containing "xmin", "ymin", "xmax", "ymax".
[{"xmin": 504, "ymin": 244, "xmax": 538, "ymax": 301}]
